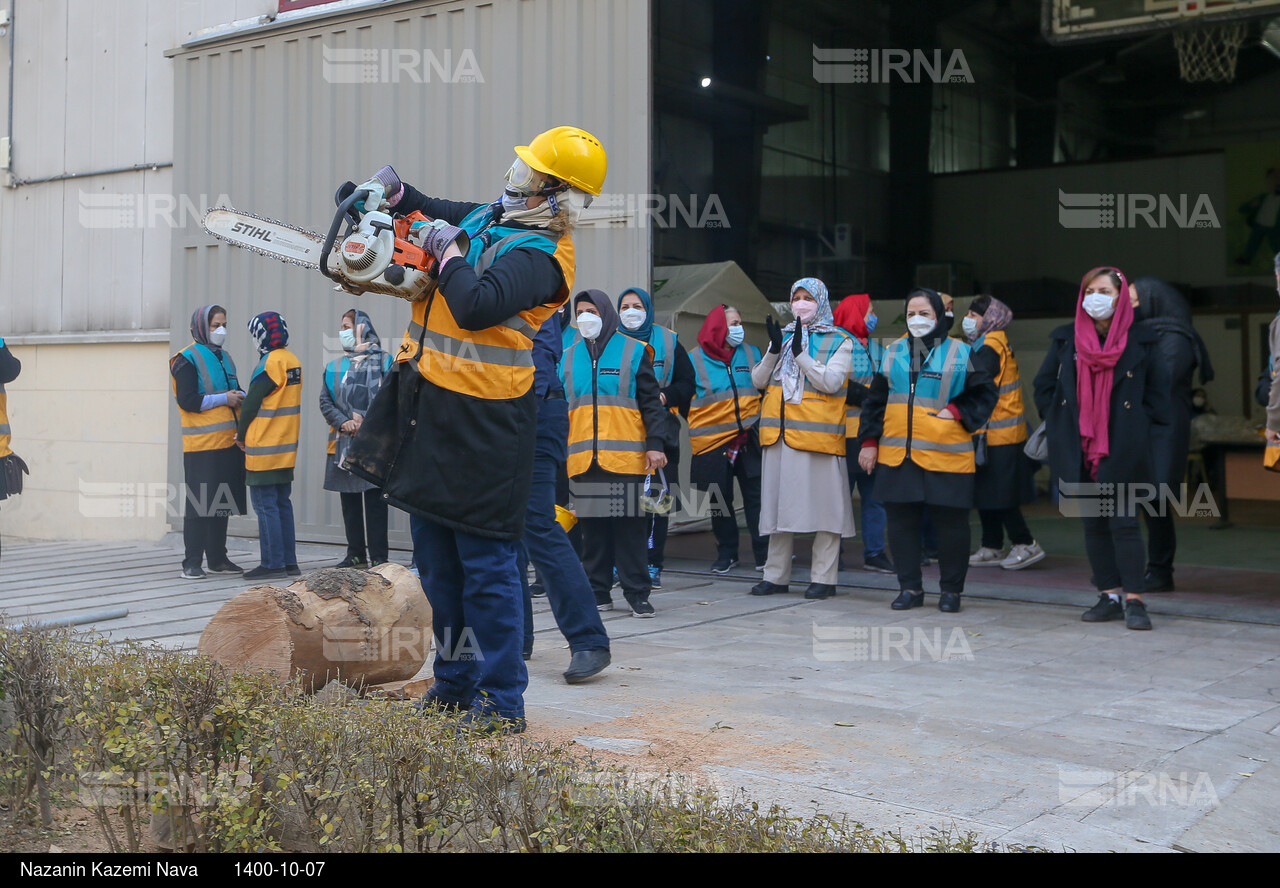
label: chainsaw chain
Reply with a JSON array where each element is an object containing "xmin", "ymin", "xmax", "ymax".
[{"xmin": 202, "ymin": 206, "xmax": 326, "ymax": 270}]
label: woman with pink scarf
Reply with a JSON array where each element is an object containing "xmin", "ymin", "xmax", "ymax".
[{"xmin": 1033, "ymin": 268, "xmax": 1171, "ymax": 631}]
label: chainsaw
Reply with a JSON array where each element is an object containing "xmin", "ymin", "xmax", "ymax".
[{"xmin": 201, "ymin": 167, "xmax": 468, "ymax": 303}]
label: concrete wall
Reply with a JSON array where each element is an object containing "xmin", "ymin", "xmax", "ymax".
[{"xmin": 0, "ymin": 340, "xmax": 171, "ymax": 542}]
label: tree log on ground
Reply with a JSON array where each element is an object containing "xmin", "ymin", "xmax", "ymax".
[{"xmin": 197, "ymin": 564, "xmax": 431, "ymax": 692}]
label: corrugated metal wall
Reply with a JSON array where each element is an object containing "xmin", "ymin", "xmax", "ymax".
[
  {"xmin": 169, "ymin": 0, "xmax": 651, "ymax": 547},
  {"xmin": 0, "ymin": 0, "xmax": 273, "ymax": 336}
]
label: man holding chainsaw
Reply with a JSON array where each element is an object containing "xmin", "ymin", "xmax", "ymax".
[{"xmin": 343, "ymin": 126, "xmax": 606, "ymax": 735}]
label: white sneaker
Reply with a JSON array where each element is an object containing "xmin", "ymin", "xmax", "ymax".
[
  {"xmin": 969, "ymin": 547, "xmax": 1006, "ymax": 567},
  {"xmin": 1001, "ymin": 541, "xmax": 1046, "ymax": 571}
]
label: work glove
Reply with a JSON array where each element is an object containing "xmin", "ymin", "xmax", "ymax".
[
  {"xmin": 790, "ymin": 325, "xmax": 805, "ymax": 358},
  {"xmin": 358, "ymin": 165, "xmax": 403, "ymax": 211},
  {"xmin": 418, "ymin": 218, "xmax": 466, "ymax": 262},
  {"xmin": 765, "ymin": 315, "xmax": 783, "ymax": 354}
]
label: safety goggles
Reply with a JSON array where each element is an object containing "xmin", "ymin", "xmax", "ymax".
[
  {"xmin": 639, "ymin": 468, "xmax": 674, "ymax": 516},
  {"xmin": 504, "ymin": 157, "xmax": 569, "ymax": 197}
]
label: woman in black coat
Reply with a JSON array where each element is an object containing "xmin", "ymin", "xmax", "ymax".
[
  {"xmin": 857, "ymin": 287, "xmax": 998, "ymax": 613},
  {"xmin": 1033, "ymin": 268, "xmax": 1171, "ymax": 631},
  {"xmin": 1129, "ymin": 277, "xmax": 1213, "ymax": 593}
]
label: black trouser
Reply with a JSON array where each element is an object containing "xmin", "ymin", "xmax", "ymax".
[
  {"xmin": 979, "ymin": 507, "xmax": 1034, "ymax": 549},
  {"xmin": 691, "ymin": 438, "xmax": 768, "ymax": 567},
  {"xmin": 581, "ymin": 514, "xmax": 651, "ymax": 605},
  {"xmin": 886, "ymin": 502, "xmax": 970, "ymax": 595},
  {"xmin": 183, "ymin": 514, "xmax": 229, "ymax": 570},
  {"xmin": 1083, "ymin": 514, "xmax": 1146, "ymax": 597},
  {"xmin": 340, "ymin": 489, "xmax": 389, "ymax": 563},
  {"xmin": 1141, "ymin": 511, "xmax": 1175, "ymax": 583}
]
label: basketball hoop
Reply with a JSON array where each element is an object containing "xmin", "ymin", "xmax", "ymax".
[{"xmin": 1173, "ymin": 21, "xmax": 1250, "ymax": 82}]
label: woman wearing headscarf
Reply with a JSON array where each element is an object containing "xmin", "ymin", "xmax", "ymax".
[
  {"xmin": 962, "ymin": 296, "xmax": 1045, "ymax": 571},
  {"xmin": 319, "ymin": 308, "xmax": 393, "ymax": 568},
  {"xmin": 170, "ymin": 305, "xmax": 247, "ymax": 579},
  {"xmin": 857, "ymin": 287, "xmax": 998, "ymax": 613},
  {"xmin": 1129, "ymin": 277, "xmax": 1215, "ymax": 592},
  {"xmin": 616, "ymin": 287, "xmax": 695, "ymax": 588},
  {"xmin": 832, "ymin": 293, "xmax": 892, "ymax": 574},
  {"xmin": 686, "ymin": 304, "xmax": 768, "ymax": 572},
  {"xmin": 561, "ymin": 290, "xmax": 669, "ymax": 617},
  {"xmin": 750, "ymin": 279, "xmax": 856, "ymax": 601},
  {"xmin": 1033, "ymin": 268, "xmax": 1171, "ymax": 631},
  {"xmin": 237, "ymin": 311, "xmax": 303, "ymax": 581}
]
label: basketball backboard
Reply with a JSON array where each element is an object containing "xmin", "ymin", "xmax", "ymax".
[{"xmin": 1044, "ymin": 0, "xmax": 1280, "ymax": 43}]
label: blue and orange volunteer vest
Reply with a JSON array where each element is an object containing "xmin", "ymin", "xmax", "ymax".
[
  {"xmin": 759, "ymin": 329, "xmax": 851, "ymax": 456},
  {"xmin": 971, "ymin": 330, "xmax": 1027, "ymax": 447},
  {"xmin": 878, "ymin": 335, "xmax": 974, "ymax": 473},
  {"xmin": 687, "ymin": 344, "xmax": 762, "ymax": 456},
  {"xmin": 400, "ymin": 205, "xmax": 575, "ymax": 400},
  {"xmin": 245, "ymin": 348, "xmax": 302, "ymax": 473},
  {"xmin": 323, "ymin": 353, "xmax": 393, "ymax": 455},
  {"xmin": 561, "ymin": 332, "xmax": 652, "ymax": 477},
  {"xmin": 846, "ymin": 336, "xmax": 885, "ymax": 439},
  {"xmin": 170, "ymin": 342, "xmax": 240, "ymax": 453}
]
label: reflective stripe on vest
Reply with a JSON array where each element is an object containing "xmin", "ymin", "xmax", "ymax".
[
  {"xmin": 171, "ymin": 342, "xmax": 240, "ymax": 453},
  {"xmin": 972, "ymin": 331, "xmax": 1027, "ymax": 447},
  {"xmin": 687, "ymin": 345, "xmax": 761, "ymax": 456},
  {"xmin": 623, "ymin": 325, "xmax": 682, "ymax": 419},
  {"xmin": 245, "ymin": 349, "xmax": 302, "ymax": 472},
  {"xmin": 879, "ymin": 336, "xmax": 974, "ymax": 473},
  {"xmin": 758, "ymin": 329, "xmax": 850, "ymax": 456},
  {"xmin": 398, "ymin": 207, "xmax": 575, "ymax": 399},
  {"xmin": 0, "ymin": 384, "xmax": 10, "ymax": 459},
  {"xmin": 845, "ymin": 337, "xmax": 884, "ymax": 438},
  {"xmin": 563, "ymin": 333, "xmax": 649, "ymax": 477}
]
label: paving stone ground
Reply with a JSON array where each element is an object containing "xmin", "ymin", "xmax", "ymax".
[{"xmin": 3, "ymin": 536, "xmax": 1277, "ymax": 852}]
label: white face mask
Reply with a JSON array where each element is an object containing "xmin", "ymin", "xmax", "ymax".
[
  {"xmin": 576, "ymin": 312, "xmax": 603, "ymax": 341},
  {"xmin": 726, "ymin": 325, "xmax": 745, "ymax": 347},
  {"xmin": 961, "ymin": 317, "xmax": 979, "ymax": 340},
  {"xmin": 906, "ymin": 316, "xmax": 936, "ymax": 338},
  {"xmin": 1082, "ymin": 292, "xmax": 1117, "ymax": 320},
  {"xmin": 619, "ymin": 308, "xmax": 646, "ymax": 330},
  {"xmin": 210, "ymin": 325, "xmax": 227, "ymax": 347}
]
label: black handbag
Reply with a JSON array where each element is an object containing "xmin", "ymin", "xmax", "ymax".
[{"xmin": 1, "ymin": 452, "xmax": 29, "ymax": 497}]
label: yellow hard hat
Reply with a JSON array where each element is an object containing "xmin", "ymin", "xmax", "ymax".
[
  {"xmin": 515, "ymin": 126, "xmax": 607, "ymax": 196},
  {"xmin": 554, "ymin": 504, "xmax": 578, "ymax": 533}
]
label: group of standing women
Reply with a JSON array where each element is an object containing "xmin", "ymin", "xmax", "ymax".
[
  {"xmin": 172, "ymin": 260, "xmax": 1226, "ymax": 639},
  {"xmin": 171, "ymin": 305, "xmax": 390, "ymax": 581},
  {"xmin": 736, "ymin": 265, "xmax": 1209, "ymax": 633}
]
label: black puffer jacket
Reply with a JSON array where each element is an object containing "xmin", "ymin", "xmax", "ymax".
[
  {"xmin": 343, "ymin": 188, "xmax": 569, "ymax": 540},
  {"xmin": 1033, "ymin": 323, "xmax": 1172, "ymax": 487}
]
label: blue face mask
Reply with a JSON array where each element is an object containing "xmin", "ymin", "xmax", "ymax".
[
  {"xmin": 339, "ymin": 328, "xmax": 357, "ymax": 350},
  {"xmin": 726, "ymin": 325, "xmax": 745, "ymax": 347},
  {"xmin": 866, "ymin": 314, "xmax": 878, "ymax": 333}
]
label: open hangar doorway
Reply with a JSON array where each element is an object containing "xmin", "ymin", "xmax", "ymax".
[{"xmin": 648, "ymin": 0, "xmax": 1280, "ymax": 612}]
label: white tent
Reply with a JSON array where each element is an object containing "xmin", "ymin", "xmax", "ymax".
[{"xmin": 650, "ymin": 261, "xmax": 784, "ymax": 353}]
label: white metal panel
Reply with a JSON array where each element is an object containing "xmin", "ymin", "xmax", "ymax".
[{"xmin": 169, "ymin": 0, "xmax": 650, "ymax": 545}]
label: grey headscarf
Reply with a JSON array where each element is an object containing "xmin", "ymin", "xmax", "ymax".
[{"xmin": 335, "ymin": 309, "xmax": 388, "ymax": 417}]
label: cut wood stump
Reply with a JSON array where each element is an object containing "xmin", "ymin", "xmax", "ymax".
[{"xmin": 197, "ymin": 564, "xmax": 432, "ymax": 692}]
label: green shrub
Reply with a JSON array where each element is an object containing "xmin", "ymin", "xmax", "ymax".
[{"xmin": 0, "ymin": 621, "xmax": 1043, "ymax": 853}]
